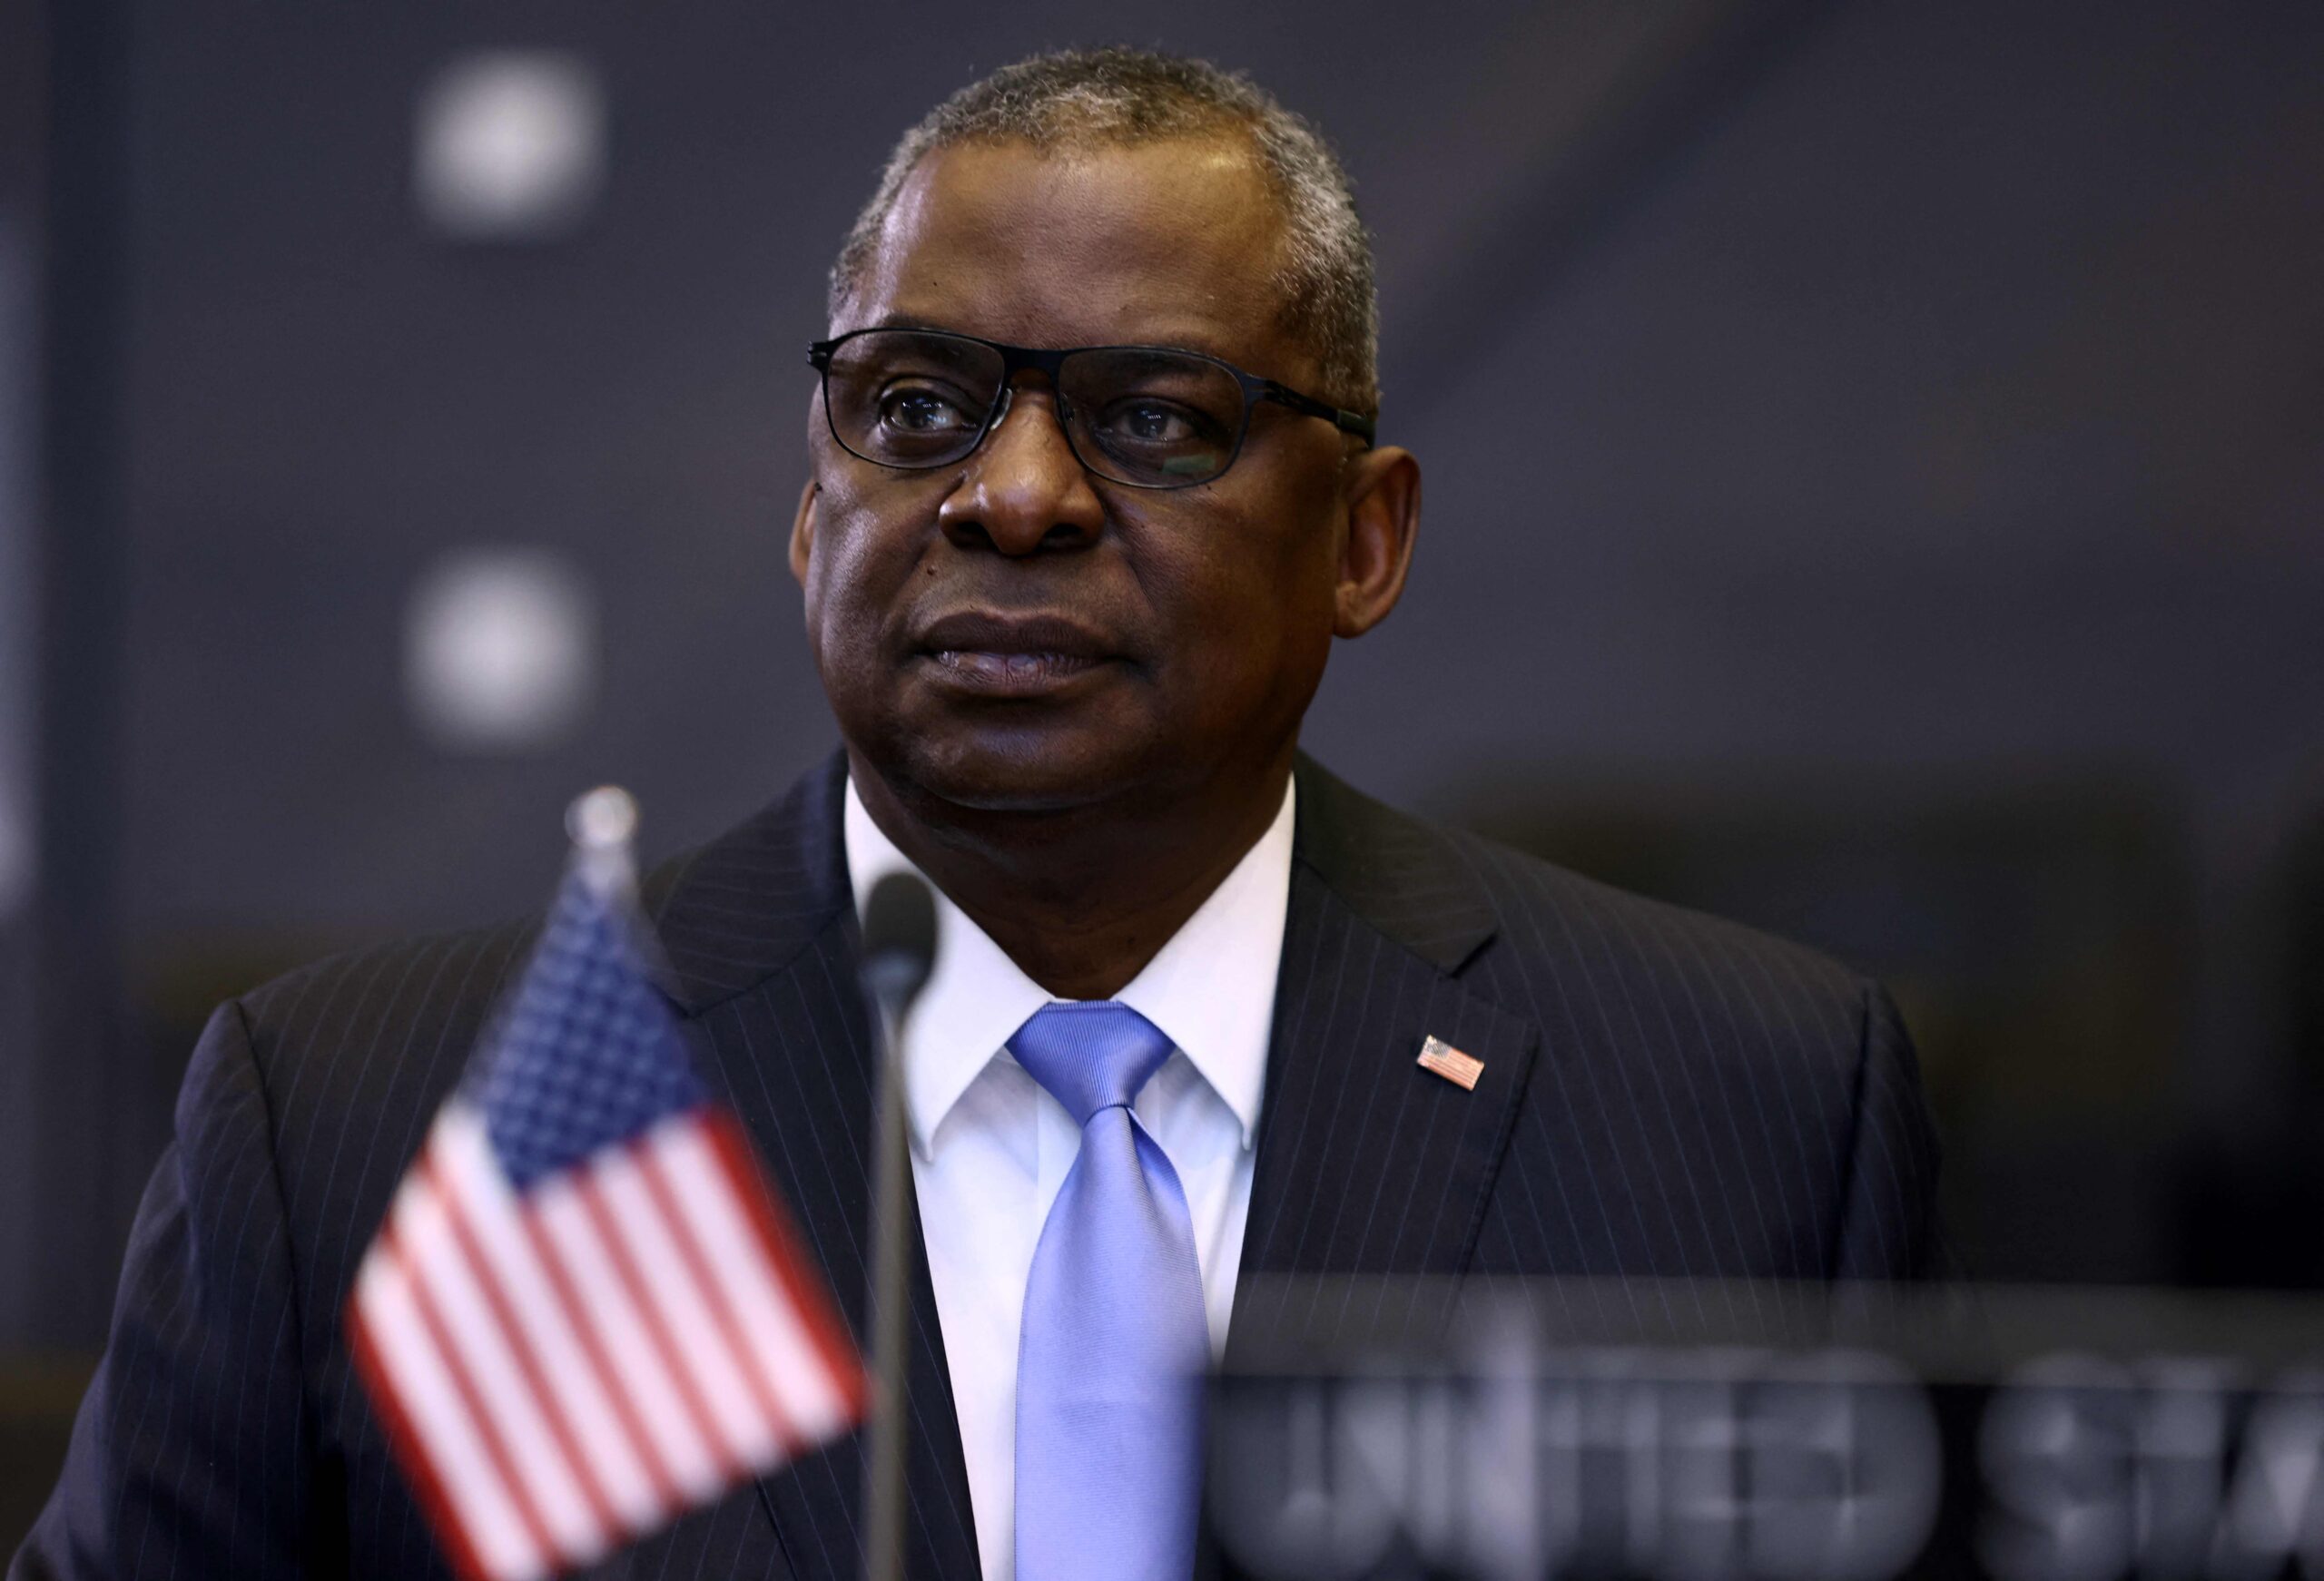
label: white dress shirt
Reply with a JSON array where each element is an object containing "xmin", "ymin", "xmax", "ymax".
[{"xmin": 842, "ymin": 775, "xmax": 1295, "ymax": 1581}]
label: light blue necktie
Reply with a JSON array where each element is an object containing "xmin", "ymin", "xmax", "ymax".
[{"xmin": 1009, "ymin": 1002, "xmax": 1208, "ymax": 1581}]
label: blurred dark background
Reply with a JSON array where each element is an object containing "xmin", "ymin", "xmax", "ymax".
[{"xmin": 2, "ymin": 0, "xmax": 2319, "ymax": 1536}]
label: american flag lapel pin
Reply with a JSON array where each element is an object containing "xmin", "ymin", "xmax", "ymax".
[{"xmin": 1416, "ymin": 1035, "xmax": 1484, "ymax": 1091}]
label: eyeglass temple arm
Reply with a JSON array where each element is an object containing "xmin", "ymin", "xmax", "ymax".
[{"xmin": 1261, "ymin": 379, "xmax": 1376, "ymax": 445}]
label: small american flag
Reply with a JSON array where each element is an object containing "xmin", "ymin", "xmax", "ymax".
[{"xmin": 348, "ymin": 840, "xmax": 863, "ymax": 1581}]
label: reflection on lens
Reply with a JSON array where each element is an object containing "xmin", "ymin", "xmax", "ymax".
[{"xmin": 1063, "ymin": 349, "xmax": 1243, "ymax": 487}]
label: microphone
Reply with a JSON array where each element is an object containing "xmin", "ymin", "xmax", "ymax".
[
  {"xmin": 862, "ymin": 872, "xmax": 938, "ymax": 1014},
  {"xmin": 858, "ymin": 872, "xmax": 937, "ymax": 1581}
]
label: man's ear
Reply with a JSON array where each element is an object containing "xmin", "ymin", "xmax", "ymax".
[
  {"xmin": 1334, "ymin": 446, "xmax": 1420, "ymax": 638},
  {"xmin": 789, "ymin": 478, "xmax": 820, "ymax": 587}
]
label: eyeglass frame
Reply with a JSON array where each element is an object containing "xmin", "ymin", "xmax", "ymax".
[{"xmin": 806, "ymin": 327, "xmax": 1377, "ymax": 491}]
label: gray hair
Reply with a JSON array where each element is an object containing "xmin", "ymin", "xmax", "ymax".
[{"xmin": 829, "ymin": 47, "xmax": 1380, "ymax": 417}]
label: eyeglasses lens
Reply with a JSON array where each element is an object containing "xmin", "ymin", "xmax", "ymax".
[
  {"xmin": 1058, "ymin": 349, "xmax": 1242, "ymax": 486},
  {"xmin": 823, "ymin": 331, "xmax": 1006, "ymax": 469},
  {"xmin": 824, "ymin": 332, "xmax": 1246, "ymax": 488}
]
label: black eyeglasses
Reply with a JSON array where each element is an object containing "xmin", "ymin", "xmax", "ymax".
[{"xmin": 807, "ymin": 328, "xmax": 1375, "ymax": 491}]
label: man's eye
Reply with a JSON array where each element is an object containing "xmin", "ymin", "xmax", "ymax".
[
  {"xmin": 1098, "ymin": 399, "xmax": 1200, "ymax": 446},
  {"xmin": 880, "ymin": 386, "xmax": 975, "ymax": 433}
]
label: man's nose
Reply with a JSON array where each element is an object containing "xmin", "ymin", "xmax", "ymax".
[{"xmin": 936, "ymin": 383, "xmax": 1106, "ymax": 555}]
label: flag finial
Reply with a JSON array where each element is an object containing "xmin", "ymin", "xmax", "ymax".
[{"xmin": 565, "ymin": 785, "xmax": 638, "ymax": 852}]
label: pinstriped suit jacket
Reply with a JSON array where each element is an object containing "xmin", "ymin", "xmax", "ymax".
[{"xmin": 15, "ymin": 751, "xmax": 1941, "ymax": 1580}]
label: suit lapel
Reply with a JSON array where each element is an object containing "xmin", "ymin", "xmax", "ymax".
[
  {"xmin": 645, "ymin": 753, "xmax": 980, "ymax": 1580},
  {"xmin": 1231, "ymin": 760, "xmax": 1541, "ymax": 1344}
]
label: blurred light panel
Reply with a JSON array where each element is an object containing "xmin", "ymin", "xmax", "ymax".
[
  {"xmin": 413, "ymin": 51, "xmax": 605, "ymax": 241},
  {"xmin": 404, "ymin": 548, "xmax": 596, "ymax": 752}
]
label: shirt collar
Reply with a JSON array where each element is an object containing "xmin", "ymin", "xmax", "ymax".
[{"xmin": 842, "ymin": 775, "xmax": 1295, "ymax": 1157}]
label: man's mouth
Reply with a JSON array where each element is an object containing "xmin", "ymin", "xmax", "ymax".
[
  {"xmin": 929, "ymin": 649, "xmax": 1104, "ymax": 682},
  {"xmin": 911, "ymin": 611, "xmax": 1122, "ymax": 697}
]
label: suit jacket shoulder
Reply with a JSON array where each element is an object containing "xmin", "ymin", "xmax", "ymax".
[{"xmin": 1284, "ymin": 755, "xmax": 1943, "ymax": 1288}]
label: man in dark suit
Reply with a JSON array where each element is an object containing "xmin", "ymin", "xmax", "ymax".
[{"xmin": 15, "ymin": 46, "xmax": 1939, "ymax": 1581}]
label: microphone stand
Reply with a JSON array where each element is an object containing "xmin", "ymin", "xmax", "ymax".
[
  {"xmin": 859, "ymin": 875, "xmax": 936, "ymax": 1581},
  {"xmin": 862, "ymin": 992, "xmax": 916, "ymax": 1581}
]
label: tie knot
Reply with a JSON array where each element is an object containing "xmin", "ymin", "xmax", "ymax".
[{"xmin": 1007, "ymin": 1002, "xmax": 1176, "ymax": 1126}]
